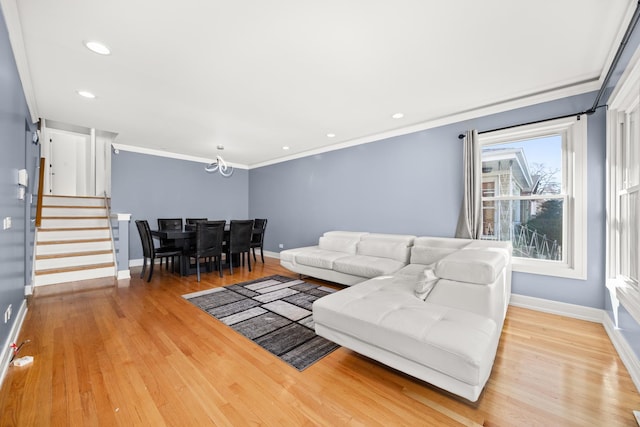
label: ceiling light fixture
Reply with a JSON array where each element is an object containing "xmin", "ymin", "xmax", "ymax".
[
  {"xmin": 205, "ymin": 146, "xmax": 233, "ymax": 177},
  {"xmin": 282, "ymin": 146, "xmax": 290, "ymax": 150},
  {"xmin": 326, "ymin": 133, "xmax": 336, "ymax": 138},
  {"xmin": 77, "ymin": 90, "xmax": 96, "ymax": 99},
  {"xmin": 392, "ymin": 113, "xmax": 404, "ymax": 119},
  {"xmin": 84, "ymin": 40, "xmax": 111, "ymax": 55}
]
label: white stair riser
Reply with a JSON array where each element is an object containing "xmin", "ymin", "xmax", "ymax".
[
  {"xmin": 40, "ymin": 218, "xmax": 108, "ymax": 228},
  {"xmin": 36, "ymin": 253, "xmax": 114, "ymax": 270},
  {"xmin": 34, "ymin": 267, "xmax": 116, "ymax": 286},
  {"xmin": 42, "ymin": 196, "xmax": 105, "ymax": 207},
  {"xmin": 37, "ymin": 240, "xmax": 112, "ymax": 255},
  {"xmin": 42, "ymin": 207, "xmax": 108, "ymax": 217},
  {"xmin": 38, "ymin": 229, "xmax": 111, "ymax": 241}
]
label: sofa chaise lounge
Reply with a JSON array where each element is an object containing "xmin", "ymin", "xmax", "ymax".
[{"xmin": 280, "ymin": 231, "xmax": 512, "ymax": 401}]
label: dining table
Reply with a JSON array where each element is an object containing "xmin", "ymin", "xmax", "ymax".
[{"xmin": 150, "ymin": 225, "xmax": 258, "ymax": 277}]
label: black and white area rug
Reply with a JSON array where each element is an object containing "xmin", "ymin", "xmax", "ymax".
[{"xmin": 183, "ymin": 275, "xmax": 340, "ymax": 371}]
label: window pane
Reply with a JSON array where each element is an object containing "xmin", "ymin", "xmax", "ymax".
[
  {"xmin": 625, "ymin": 107, "xmax": 640, "ymax": 187},
  {"xmin": 481, "ymin": 135, "xmax": 564, "ymax": 261},
  {"xmin": 482, "ymin": 135, "xmax": 562, "ymax": 196},
  {"xmin": 481, "ymin": 198, "xmax": 564, "ymax": 261},
  {"xmin": 620, "ymin": 191, "xmax": 639, "ymax": 284}
]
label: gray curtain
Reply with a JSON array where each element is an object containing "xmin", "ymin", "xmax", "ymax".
[{"xmin": 455, "ymin": 130, "xmax": 482, "ymax": 239}]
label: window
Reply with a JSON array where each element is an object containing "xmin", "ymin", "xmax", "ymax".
[
  {"xmin": 478, "ymin": 116, "xmax": 587, "ymax": 279},
  {"xmin": 607, "ymin": 63, "xmax": 640, "ymax": 323}
]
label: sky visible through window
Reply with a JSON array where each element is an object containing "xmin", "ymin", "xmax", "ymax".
[{"xmin": 488, "ymin": 134, "xmax": 562, "ymax": 189}]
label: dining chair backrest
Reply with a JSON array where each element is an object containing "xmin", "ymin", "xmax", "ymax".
[
  {"xmin": 135, "ymin": 220, "xmax": 155, "ymax": 258},
  {"xmin": 251, "ymin": 218, "xmax": 267, "ymax": 245},
  {"xmin": 186, "ymin": 218, "xmax": 207, "ymax": 225},
  {"xmin": 158, "ymin": 218, "xmax": 183, "ymax": 231},
  {"xmin": 196, "ymin": 221, "xmax": 225, "ymax": 256},
  {"xmin": 228, "ymin": 220, "xmax": 254, "ymax": 253},
  {"xmin": 205, "ymin": 220, "xmax": 226, "ymax": 227}
]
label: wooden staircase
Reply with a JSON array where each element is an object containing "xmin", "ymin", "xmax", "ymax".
[{"xmin": 34, "ymin": 195, "xmax": 116, "ymax": 286}]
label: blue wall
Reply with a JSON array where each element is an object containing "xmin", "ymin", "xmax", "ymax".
[
  {"xmin": 0, "ymin": 9, "xmax": 36, "ymax": 351},
  {"xmin": 110, "ymin": 150, "xmax": 249, "ymax": 259},
  {"xmin": 250, "ymin": 92, "xmax": 607, "ymax": 309}
]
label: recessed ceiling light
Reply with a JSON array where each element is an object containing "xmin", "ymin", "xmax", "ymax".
[
  {"xmin": 282, "ymin": 146, "xmax": 290, "ymax": 150},
  {"xmin": 77, "ymin": 90, "xmax": 96, "ymax": 99},
  {"xmin": 392, "ymin": 113, "xmax": 404, "ymax": 119},
  {"xmin": 84, "ymin": 40, "xmax": 111, "ymax": 55},
  {"xmin": 326, "ymin": 133, "xmax": 336, "ymax": 138}
]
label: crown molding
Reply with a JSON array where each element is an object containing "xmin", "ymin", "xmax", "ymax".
[
  {"xmin": 249, "ymin": 79, "xmax": 600, "ymax": 169},
  {"xmin": 111, "ymin": 143, "xmax": 248, "ymax": 170}
]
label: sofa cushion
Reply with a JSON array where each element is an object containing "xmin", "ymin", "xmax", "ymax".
[
  {"xmin": 435, "ymin": 249, "xmax": 506, "ymax": 285},
  {"xmin": 357, "ymin": 239, "xmax": 411, "ymax": 263},
  {"xmin": 413, "ymin": 236, "xmax": 471, "ymax": 249},
  {"xmin": 393, "ymin": 263, "xmax": 430, "ymax": 278},
  {"xmin": 318, "ymin": 236, "xmax": 359, "ymax": 254},
  {"xmin": 294, "ymin": 248, "xmax": 351, "ymax": 269},
  {"xmin": 410, "ymin": 246, "xmax": 458, "ymax": 265},
  {"xmin": 361, "ymin": 233, "xmax": 416, "ymax": 243},
  {"xmin": 333, "ymin": 255, "xmax": 406, "ymax": 278},
  {"xmin": 313, "ymin": 278, "xmax": 498, "ymax": 386}
]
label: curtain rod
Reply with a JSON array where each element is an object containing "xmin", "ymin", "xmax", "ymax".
[
  {"xmin": 458, "ymin": 0, "xmax": 640, "ymax": 140},
  {"xmin": 457, "ymin": 111, "xmax": 586, "ymax": 139}
]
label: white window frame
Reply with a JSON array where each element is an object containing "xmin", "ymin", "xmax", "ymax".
[
  {"xmin": 479, "ymin": 115, "xmax": 588, "ymax": 279},
  {"xmin": 606, "ymin": 47, "xmax": 640, "ymax": 325}
]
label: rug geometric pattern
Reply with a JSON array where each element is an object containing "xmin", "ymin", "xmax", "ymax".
[{"xmin": 183, "ymin": 275, "xmax": 340, "ymax": 371}]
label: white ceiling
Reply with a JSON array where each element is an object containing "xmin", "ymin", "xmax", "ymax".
[{"xmin": 2, "ymin": 0, "xmax": 635, "ymax": 168}]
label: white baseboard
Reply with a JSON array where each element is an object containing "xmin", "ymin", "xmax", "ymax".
[
  {"xmin": 603, "ymin": 312, "xmax": 640, "ymax": 394},
  {"xmin": 509, "ymin": 293, "xmax": 605, "ymax": 323},
  {"xmin": 117, "ymin": 269, "xmax": 131, "ymax": 280},
  {"xmin": 0, "ymin": 299, "xmax": 28, "ymax": 389},
  {"xmin": 24, "ymin": 285, "xmax": 32, "ymax": 296},
  {"xmin": 264, "ymin": 250, "xmax": 279, "ymax": 259}
]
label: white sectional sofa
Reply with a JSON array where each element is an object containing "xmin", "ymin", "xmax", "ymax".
[
  {"xmin": 280, "ymin": 232, "xmax": 512, "ymax": 402},
  {"xmin": 280, "ymin": 231, "xmax": 416, "ymax": 286}
]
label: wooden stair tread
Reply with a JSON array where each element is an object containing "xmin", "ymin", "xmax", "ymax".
[
  {"xmin": 41, "ymin": 216, "xmax": 109, "ymax": 219},
  {"xmin": 37, "ymin": 238, "xmax": 112, "ymax": 245},
  {"xmin": 43, "ymin": 205, "xmax": 105, "ymax": 209},
  {"xmin": 44, "ymin": 195, "xmax": 105, "ymax": 199},
  {"xmin": 38, "ymin": 227, "xmax": 109, "ymax": 232},
  {"xmin": 35, "ymin": 262, "xmax": 115, "ymax": 276},
  {"xmin": 36, "ymin": 250, "xmax": 113, "ymax": 260}
]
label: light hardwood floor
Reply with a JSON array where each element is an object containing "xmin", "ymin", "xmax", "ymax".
[{"xmin": 1, "ymin": 257, "xmax": 639, "ymax": 426}]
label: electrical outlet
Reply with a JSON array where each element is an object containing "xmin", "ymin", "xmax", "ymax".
[
  {"xmin": 2, "ymin": 217, "xmax": 11, "ymax": 230},
  {"xmin": 278, "ymin": 243, "xmax": 284, "ymax": 249}
]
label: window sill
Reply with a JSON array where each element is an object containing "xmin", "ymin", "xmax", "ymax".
[{"xmin": 512, "ymin": 259, "xmax": 587, "ymax": 280}]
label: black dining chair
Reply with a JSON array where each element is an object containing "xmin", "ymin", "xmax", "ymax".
[
  {"xmin": 185, "ymin": 221, "xmax": 225, "ymax": 281},
  {"xmin": 136, "ymin": 220, "xmax": 182, "ymax": 282},
  {"xmin": 157, "ymin": 218, "xmax": 183, "ymax": 270},
  {"xmin": 185, "ymin": 218, "xmax": 207, "ymax": 225},
  {"xmin": 227, "ymin": 220, "xmax": 254, "ymax": 274},
  {"xmin": 250, "ymin": 218, "xmax": 268, "ymax": 263}
]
